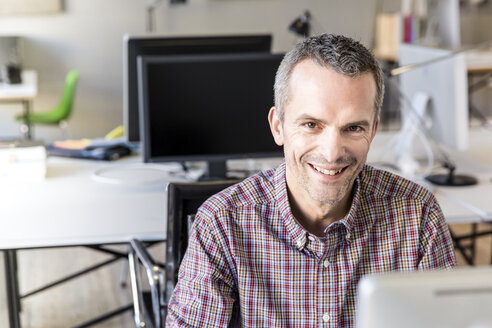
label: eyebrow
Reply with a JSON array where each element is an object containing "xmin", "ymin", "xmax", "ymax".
[
  {"xmin": 344, "ymin": 120, "xmax": 371, "ymax": 128},
  {"xmin": 294, "ymin": 115, "xmax": 372, "ymax": 129},
  {"xmin": 293, "ymin": 114, "xmax": 324, "ymax": 124}
]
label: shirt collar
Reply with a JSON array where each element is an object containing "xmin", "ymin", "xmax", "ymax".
[
  {"xmin": 335, "ymin": 170, "xmax": 362, "ymax": 243},
  {"xmin": 274, "ymin": 161, "xmax": 365, "ymax": 246},
  {"xmin": 274, "ymin": 161, "xmax": 309, "ymax": 250}
]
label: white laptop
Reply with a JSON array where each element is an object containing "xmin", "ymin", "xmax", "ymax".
[{"xmin": 356, "ymin": 267, "xmax": 492, "ymax": 328}]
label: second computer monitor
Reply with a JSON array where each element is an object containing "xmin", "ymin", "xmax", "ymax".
[{"xmin": 123, "ymin": 34, "xmax": 272, "ymax": 142}]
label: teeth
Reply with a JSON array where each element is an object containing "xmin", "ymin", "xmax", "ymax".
[{"xmin": 313, "ymin": 165, "xmax": 343, "ymax": 175}]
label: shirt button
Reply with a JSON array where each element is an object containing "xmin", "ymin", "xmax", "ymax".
[
  {"xmin": 323, "ymin": 259, "xmax": 330, "ymax": 268},
  {"xmin": 323, "ymin": 313, "xmax": 331, "ymax": 322},
  {"xmin": 297, "ymin": 240, "xmax": 303, "ymax": 248},
  {"xmin": 308, "ymin": 235, "xmax": 315, "ymax": 242}
]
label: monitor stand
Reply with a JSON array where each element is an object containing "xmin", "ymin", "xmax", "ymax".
[
  {"xmin": 425, "ymin": 163, "xmax": 478, "ymax": 186},
  {"xmin": 198, "ymin": 160, "xmax": 230, "ymax": 181},
  {"xmin": 393, "ymin": 92, "xmax": 478, "ymax": 187}
]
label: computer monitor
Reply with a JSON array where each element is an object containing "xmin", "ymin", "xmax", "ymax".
[
  {"xmin": 138, "ymin": 52, "xmax": 284, "ymax": 180},
  {"xmin": 123, "ymin": 34, "xmax": 272, "ymax": 142},
  {"xmin": 399, "ymin": 43, "xmax": 468, "ymax": 151},
  {"xmin": 356, "ymin": 267, "xmax": 492, "ymax": 328},
  {"xmin": 395, "ymin": 43, "xmax": 475, "ymax": 186}
]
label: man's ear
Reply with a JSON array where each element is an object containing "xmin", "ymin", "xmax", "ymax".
[{"xmin": 268, "ymin": 107, "xmax": 284, "ymax": 146}]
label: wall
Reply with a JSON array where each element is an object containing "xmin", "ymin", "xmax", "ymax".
[{"xmin": 0, "ymin": 0, "xmax": 378, "ymax": 142}]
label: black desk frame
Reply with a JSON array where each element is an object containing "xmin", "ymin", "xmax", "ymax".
[{"xmin": 3, "ymin": 241, "xmax": 162, "ymax": 328}]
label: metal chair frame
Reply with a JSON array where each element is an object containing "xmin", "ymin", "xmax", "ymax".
[{"xmin": 128, "ymin": 180, "xmax": 240, "ymax": 328}]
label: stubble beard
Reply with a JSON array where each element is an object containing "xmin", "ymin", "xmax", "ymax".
[{"xmin": 298, "ymin": 154, "xmax": 362, "ymax": 206}]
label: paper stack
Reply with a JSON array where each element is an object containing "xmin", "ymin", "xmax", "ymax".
[{"xmin": 0, "ymin": 139, "xmax": 47, "ymax": 182}]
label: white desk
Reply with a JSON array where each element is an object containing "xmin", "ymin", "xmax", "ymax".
[
  {"xmin": 0, "ymin": 128, "xmax": 488, "ymax": 249},
  {"xmin": 0, "ymin": 129, "xmax": 486, "ymax": 250},
  {"xmin": 369, "ymin": 127, "xmax": 492, "ymax": 266},
  {"xmin": 0, "ymin": 132, "xmax": 487, "ymax": 248},
  {"xmin": 0, "ymin": 156, "xmax": 172, "ymax": 250},
  {"xmin": 368, "ymin": 127, "xmax": 492, "ymax": 224},
  {"xmin": 0, "ymin": 154, "xmax": 187, "ymax": 327},
  {"xmin": 0, "ymin": 71, "xmax": 38, "ymax": 139},
  {"xmin": 428, "ymin": 128, "xmax": 492, "ymax": 223}
]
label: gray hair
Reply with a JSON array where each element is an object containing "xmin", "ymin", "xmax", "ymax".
[{"xmin": 274, "ymin": 33, "xmax": 385, "ymax": 123}]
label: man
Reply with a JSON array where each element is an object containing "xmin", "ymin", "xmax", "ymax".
[{"xmin": 166, "ymin": 34, "xmax": 456, "ymax": 327}]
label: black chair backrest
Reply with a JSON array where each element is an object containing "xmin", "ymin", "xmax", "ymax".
[{"xmin": 165, "ymin": 180, "xmax": 240, "ymax": 294}]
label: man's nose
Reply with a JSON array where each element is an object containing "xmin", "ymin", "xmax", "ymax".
[{"xmin": 319, "ymin": 128, "xmax": 346, "ymax": 163}]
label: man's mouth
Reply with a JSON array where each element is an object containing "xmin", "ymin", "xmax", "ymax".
[{"xmin": 312, "ymin": 164, "xmax": 345, "ymax": 176}]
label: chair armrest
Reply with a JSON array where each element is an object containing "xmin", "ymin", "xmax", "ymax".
[
  {"xmin": 129, "ymin": 239, "xmax": 166, "ymax": 328},
  {"xmin": 131, "ymin": 239, "xmax": 161, "ymax": 271}
]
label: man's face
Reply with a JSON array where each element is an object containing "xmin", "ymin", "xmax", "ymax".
[{"xmin": 269, "ymin": 59, "xmax": 379, "ymax": 210}]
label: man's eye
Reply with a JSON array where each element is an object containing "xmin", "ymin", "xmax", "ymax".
[
  {"xmin": 304, "ymin": 122, "xmax": 317, "ymax": 129},
  {"xmin": 347, "ymin": 126, "xmax": 362, "ymax": 132}
]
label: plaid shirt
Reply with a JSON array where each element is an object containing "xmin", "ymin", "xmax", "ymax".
[{"xmin": 167, "ymin": 161, "xmax": 456, "ymax": 327}]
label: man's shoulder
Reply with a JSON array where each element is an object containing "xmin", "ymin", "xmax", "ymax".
[
  {"xmin": 200, "ymin": 167, "xmax": 277, "ymax": 215},
  {"xmin": 360, "ymin": 165, "xmax": 436, "ymax": 203}
]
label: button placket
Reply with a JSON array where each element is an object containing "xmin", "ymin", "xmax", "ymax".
[
  {"xmin": 323, "ymin": 258, "xmax": 330, "ymax": 268},
  {"xmin": 296, "ymin": 239, "xmax": 303, "ymax": 249}
]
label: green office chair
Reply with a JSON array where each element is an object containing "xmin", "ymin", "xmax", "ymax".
[{"xmin": 16, "ymin": 69, "xmax": 79, "ymax": 139}]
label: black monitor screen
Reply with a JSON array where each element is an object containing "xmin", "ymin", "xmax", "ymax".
[
  {"xmin": 123, "ymin": 34, "xmax": 272, "ymax": 142},
  {"xmin": 139, "ymin": 53, "xmax": 284, "ymax": 179}
]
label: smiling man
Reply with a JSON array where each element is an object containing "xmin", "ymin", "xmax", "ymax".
[
  {"xmin": 167, "ymin": 34, "xmax": 456, "ymax": 327},
  {"xmin": 269, "ymin": 56, "xmax": 379, "ymax": 236}
]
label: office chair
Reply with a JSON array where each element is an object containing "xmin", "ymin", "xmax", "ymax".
[
  {"xmin": 129, "ymin": 179, "xmax": 241, "ymax": 328},
  {"xmin": 16, "ymin": 69, "xmax": 79, "ymax": 139}
]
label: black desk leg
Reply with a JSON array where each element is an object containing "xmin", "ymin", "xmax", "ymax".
[{"xmin": 5, "ymin": 250, "xmax": 21, "ymax": 328}]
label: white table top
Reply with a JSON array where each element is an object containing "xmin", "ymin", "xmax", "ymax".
[
  {"xmin": 1, "ymin": 127, "xmax": 491, "ymax": 250},
  {"xmin": 430, "ymin": 129, "xmax": 492, "ymax": 223},
  {"xmin": 369, "ymin": 127, "xmax": 492, "ymax": 224},
  {"xmin": 0, "ymin": 155, "xmax": 188, "ymax": 250},
  {"xmin": 0, "ymin": 70, "xmax": 37, "ymax": 101}
]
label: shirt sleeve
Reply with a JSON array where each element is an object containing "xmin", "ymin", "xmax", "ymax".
[
  {"xmin": 166, "ymin": 209, "xmax": 237, "ymax": 327},
  {"xmin": 417, "ymin": 199, "xmax": 457, "ymax": 269}
]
